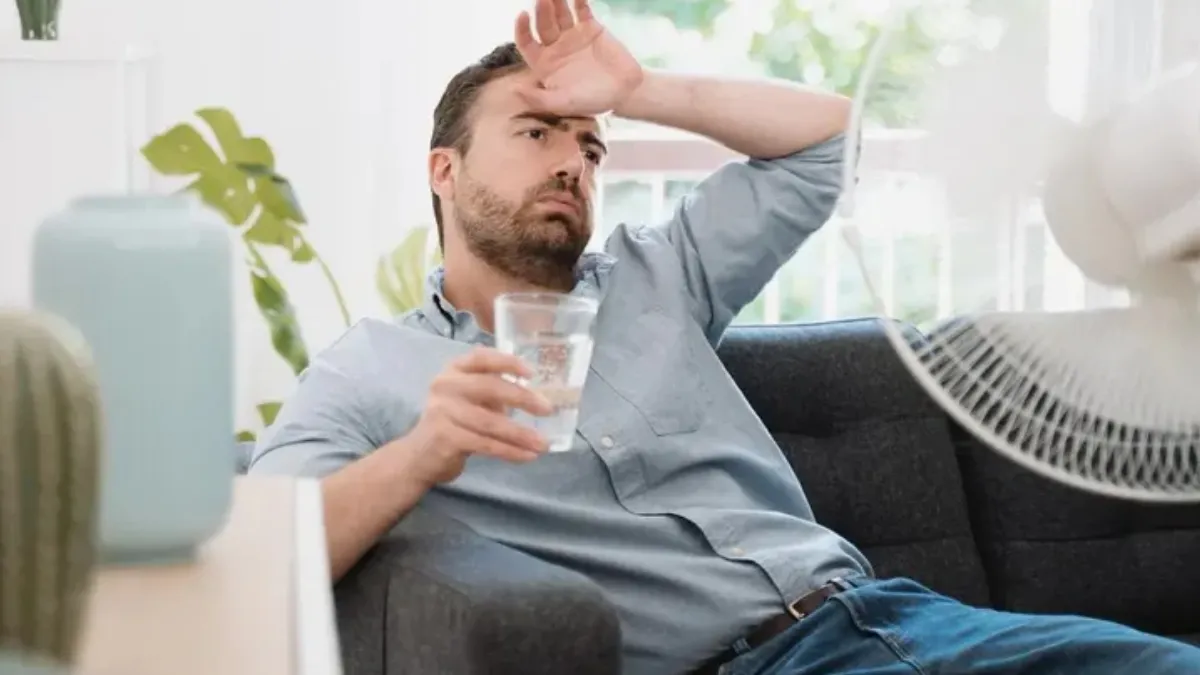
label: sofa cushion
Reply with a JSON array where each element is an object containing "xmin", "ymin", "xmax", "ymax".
[
  {"xmin": 718, "ymin": 320, "xmax": 992, "ymax": 608},
  {"xmin": 954, "ymin": 432, "xmax": 1200, "ymax": 637}
]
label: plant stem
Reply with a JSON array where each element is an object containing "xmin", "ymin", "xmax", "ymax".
[
  {"xmin": 245, "ymin": 240, "xmax": 269, "ymax": 275},
  {"xmin": 297, "ymin": 231, "xmax": 352, "ymax": 328}
]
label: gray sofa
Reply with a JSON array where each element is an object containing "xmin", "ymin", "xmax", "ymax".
[{"xmin": 243, "ymin": 318, "xmax": 1200, "ymax": 674}]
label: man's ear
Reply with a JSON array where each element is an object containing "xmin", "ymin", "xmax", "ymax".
[{"xmin": 429, "ymin": 148, "xmax": 458, "ymax": 204}]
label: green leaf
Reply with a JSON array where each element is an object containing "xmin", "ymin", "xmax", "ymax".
[
  {"xmin": 257, "ymin": 401, "xmax": 283, "ymax": 427},
  {"xmin": 251, "ymin": 170, "xmax": 306, "ymax": 223},
  {"xmin": 235, "ymin": 430, "xmax": 257, "ymax": 443},
  {"xmin": 195, "ymin": 108, "xmax": 246, "ymax": 157},
  {"xmin": 291, "ymin": 239, "xmax": 316, "ymax": 263},
  {"xmin": 185, "ymin": 165, "xmax": 256, "ymax": 225},
  {"xmin": 241, "ymin": 138, "xmax": 276, "ymax": 169},
  {"xmin": 242, "ymin": 209, "xmax": 315, "ymax": 263},
  {"xmin": 249, "ymin": 266, "xmax": 310, "ymax": 376},
  {"xmin": 140, "ymin": 123, "xmax": 223, "ymax": 176},
  {"xmin": 195, "ymin": 107, "xmax": 276, "ymax": 168},
  {"xmin": 244, "ymin": 208, "xmax": 299, "ymax": 248},
  {"xmin": 376, "ymin": 227, "xmax": 433, "ymax": 315}
]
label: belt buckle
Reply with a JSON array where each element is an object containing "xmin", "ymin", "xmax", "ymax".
[
  {"xmin": 785, "ymin": 577, "xmax": 846, "ymax": 620},
  {"xmin": 784, "ymin": 598, "xmax": 808, "ymax": 621}
]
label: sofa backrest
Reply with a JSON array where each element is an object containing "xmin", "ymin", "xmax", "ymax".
[
  {"xmin": 720, "ymin": 319, "xmax": 1200, "ymax": 640},
  {"xmin": 926, "ymin": 324, "xmax": 1200, "ymax": 639},
  {"xmin": 717, "ymin": 319, "xmax": 992, "ymax": 608}
]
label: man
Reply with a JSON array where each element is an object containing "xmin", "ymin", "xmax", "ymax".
[{"xmin": 249, "ymin": 1, "xmax": 1200, "ymax": 673}]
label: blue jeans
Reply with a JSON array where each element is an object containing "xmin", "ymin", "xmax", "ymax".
[{"xmin": 719, "ymin": 578, "xmax": 1200, "ymax": 675}]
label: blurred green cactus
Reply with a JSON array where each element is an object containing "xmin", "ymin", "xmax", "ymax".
[
  {"xmin": 0, "ymin": 311, "xmax": 103, "ymax": 666},
  {"xmin": 14, "ymin": 0, "xmax": 60, "ymax": 39}
]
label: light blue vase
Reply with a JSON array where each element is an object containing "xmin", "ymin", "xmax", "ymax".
[{"xmin": 31, "ymin": 194, "xmax": 235, "ymax": 566}]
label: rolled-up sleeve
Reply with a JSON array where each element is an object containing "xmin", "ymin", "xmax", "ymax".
[
  {"xmin": 657, "ymin": 133, "xmax": 848, "ymax": 342},
  {"xmin": 247, "ymin": 329, "xmax": 380, "ymax": 479}
]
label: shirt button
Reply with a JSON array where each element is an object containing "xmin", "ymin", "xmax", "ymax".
[
  {"xmin": 730, "ymin": 547, "xmax": 745, "ymax": 556},
  {"xmin": 600, "ymin": 436, "xmax": 615, "ymax": 448}
]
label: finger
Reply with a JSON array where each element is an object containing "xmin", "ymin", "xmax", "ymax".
[
  {"xmin": 452, "ymin": 346, "xmax": 533, "ymax": 379},
  {"xmin": 514, "ymin": 11, "xmax": 543, "ymax": 62},
  {"xmin": 552, "ymin": 0, "xmax": 575, "ymax": 31},
  {"xmin": 573, "ymin": 0, "xmax": 594, "ymax": 23},
  {"xmin": 535, "ymin": 0, "xmax": 561, "ymax": 43},
  {"xmin": 449, "ymin": 423, "xmax": 542, "ymax": 463},
  {"xmin": 458, "ymin": 372, "xmax": 554, "ymax": 416},
  {"xmin": 451, "ymin": 406, "xmax": 550, "ymax": 454}
]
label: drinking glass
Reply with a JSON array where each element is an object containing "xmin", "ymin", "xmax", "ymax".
[{"xmin": 494, "ymin": 292, "xmax": 599, "ymax": 452}]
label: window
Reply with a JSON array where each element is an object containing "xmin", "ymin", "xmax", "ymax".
[{"xmin": 590, "ymin": 0, "xmax": 1161, "ymax": 329}]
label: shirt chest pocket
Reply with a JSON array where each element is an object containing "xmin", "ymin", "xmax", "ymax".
[{"xmin": 590, "ymin": 309, "xmax": 708, "ymax": 436}]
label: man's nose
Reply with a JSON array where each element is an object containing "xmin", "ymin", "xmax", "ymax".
[{"xmin": 552, "ymin": 149, "xmax": 586, "ymax": 183}]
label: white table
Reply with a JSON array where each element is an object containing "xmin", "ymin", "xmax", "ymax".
[{"xmin": 79, "ymin": 476, "xmax": 342, "ymax": 675}]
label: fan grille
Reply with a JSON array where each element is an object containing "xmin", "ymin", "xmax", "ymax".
[{"xmin": 893, "ymin": 317, "xmax": 1200, "ymax": 501}]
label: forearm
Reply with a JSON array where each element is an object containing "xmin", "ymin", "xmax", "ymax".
[
  {"xmin": 614, "ymin": 70, "xmax": 851, "ymax": 159},
  {"xmin": 321, "ymin": 438, "xmax": 429, "ymax": 581}
]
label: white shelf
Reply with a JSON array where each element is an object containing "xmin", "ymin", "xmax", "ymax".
[{"xmin": 0, "ymin": 39, "xmax": 151, "ymax": 62}]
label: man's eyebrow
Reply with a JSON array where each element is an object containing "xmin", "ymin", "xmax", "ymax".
[{"xmin": 512, "ymin": 111, "xmax": 607, "ymax": 155}]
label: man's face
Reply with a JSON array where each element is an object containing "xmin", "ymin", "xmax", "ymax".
[{"xmin": 433, "ymin": 69, "xmax": 608, "ymax": 290}]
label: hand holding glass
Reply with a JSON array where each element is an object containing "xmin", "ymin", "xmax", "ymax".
[{"xmin": 494, "ymin": 293, "xmax": 598, "ymax": 452}]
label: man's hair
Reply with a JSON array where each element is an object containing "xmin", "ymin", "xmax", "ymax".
[{"xmin": 429, "ymin": 43, "xmax": 527, "ymax": 247}]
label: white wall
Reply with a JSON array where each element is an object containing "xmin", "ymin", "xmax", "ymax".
[
  {"xmin": 0, "ymin": 0, "xmax": 527, "ymax": 430},
  {"xmin": 1161, "ymin": 0, "xmax": 1200, "ymax": 69}
]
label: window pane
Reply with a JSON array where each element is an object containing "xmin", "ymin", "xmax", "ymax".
[
  {"xmin": 1022, "ymin": 222, "xmax": 1047, "ymax": 311},
  {"xmin": 599, "ymin": 180, "xmax": 653, "ymax": 240},
  {"xmin": 837, "ymin": 233, "xmax": 885, "ymax": 319},
  {"xmin": 777, "ymin": 231, "xmax": 827, "ymax": 323},
  {"xmin": 664, "ymin": 179, "xmax": 699, "ymax": 215},
  {"xmin": 893, "ymin": 233, "xmax": 941, "ymax": 327},
  {"xmin": 733, "ymin": 293, "xmax": 766, "ymax": 325},
  {"xmin": 593, "ymin": 0, "xmax": 1012, "ymax": 130},
  {"xmin": 950, "ymin": 223, "xmax": 1000, "ymax": 314}
]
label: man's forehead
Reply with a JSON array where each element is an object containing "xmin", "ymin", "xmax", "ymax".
[{"xmin": 478, "ymin": 71, "xmax": 604, "ymax": 134}]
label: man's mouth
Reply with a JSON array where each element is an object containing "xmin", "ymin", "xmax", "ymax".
[{"xmin": 537, "ymin": 193, "xmax": 581, "ymax": 216}]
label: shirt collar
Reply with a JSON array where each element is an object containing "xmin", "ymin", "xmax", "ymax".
[{"xmin": 422, "ymin": 252, "xmax": 615, "ymax": 344}]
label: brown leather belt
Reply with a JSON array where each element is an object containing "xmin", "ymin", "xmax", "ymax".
[{"xmin": 693, "ymin": 578, "xmax": 850, "ymax": 675}]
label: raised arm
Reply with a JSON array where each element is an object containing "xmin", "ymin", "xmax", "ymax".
[
  {"xmin": 615, "ymin": 71, "xmax": 851, "ymax": 341},
  {"xmin": 615, "ymin": 70, "xmax": 850, "ymax": 161},
  {"xmin": 513, "ymin": 0, "xmax": 854, "ymax": 342},
  {"xmin": 654, "ymin": 135, "xmax": 848, "ymax": 343}
]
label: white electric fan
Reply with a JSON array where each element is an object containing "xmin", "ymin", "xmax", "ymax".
[{"xmin": 839, "ymin": 1, "xmax": 1200, "ymax": 502}]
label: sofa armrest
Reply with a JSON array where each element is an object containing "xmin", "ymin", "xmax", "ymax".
[{"xmin": 334, "ymin": 506, "xmax": 622, "ymax": 675}]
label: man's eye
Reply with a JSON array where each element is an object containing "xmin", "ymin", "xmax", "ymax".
[
  {"xmin": 524, "ymin": 128, "xmax": 547, "ymax": 140},
  {"xmin": 585, "ymin": 150, "xmax": 602, "ymax": 164}
]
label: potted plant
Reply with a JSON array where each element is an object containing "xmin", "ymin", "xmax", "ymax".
[
  {"xmin": 141, "ymin": 107, "xmax": 351, "ymax": 440},
  {"xmin": 142, "ymin": 107, "xmax": 443, "ymax": 441}
]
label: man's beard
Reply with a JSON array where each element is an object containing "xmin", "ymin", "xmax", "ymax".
[{"xmin": 453, "ymin": 172, "xmax": 592, "ymax": 292}]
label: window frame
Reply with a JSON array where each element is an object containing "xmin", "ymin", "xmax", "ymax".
[{"xmin": 595, "ymin": 1, "xmax": 1169, "ymax": 325}]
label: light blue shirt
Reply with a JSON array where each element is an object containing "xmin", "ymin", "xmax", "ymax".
[{"xmin": 249, "ymin": 133, "xmax": 872, "ymax": 675}]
